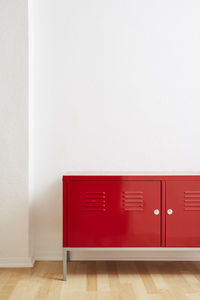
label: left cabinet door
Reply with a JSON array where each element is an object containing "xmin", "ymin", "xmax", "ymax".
[{"xmin": 67, "ymin": 180, "xmax": 161, "ymax": 247}]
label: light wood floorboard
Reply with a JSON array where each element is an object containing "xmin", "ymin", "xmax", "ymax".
[{"xmin": 1, "ymin": 261, "xmax": 200, "ymax": 299}]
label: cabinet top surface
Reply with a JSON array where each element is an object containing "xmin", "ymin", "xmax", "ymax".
[{"xmin": 63, "ymin": 174, "xmax": 200, "ymax": 181}]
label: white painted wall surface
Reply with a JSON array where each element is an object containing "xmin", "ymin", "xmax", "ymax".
[
  {"xmin": 29, "ymin": 0, "xmax": 200, "ymax": 260},
  {"xmin": 0, "ymin": 0, "xmax": 32, "ymax": 266}
]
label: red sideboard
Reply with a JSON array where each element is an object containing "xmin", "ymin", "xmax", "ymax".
[{"xmin": 62, "ymin": 175, "xmax": 200, "ymax": 280}]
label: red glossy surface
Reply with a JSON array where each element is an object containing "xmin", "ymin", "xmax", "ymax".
[
  {"xmin": 166, "ymin": 181, "xmax": 200, "ymax": 247},
  {"xmin": 65, "ymin": 180, "xmax": 161, "ymax": 247}
]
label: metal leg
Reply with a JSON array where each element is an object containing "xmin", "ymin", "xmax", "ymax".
[
  {"xmin": 67, "ymin": 250, "xmax": 70, "ymax": 261},
  {"xmin": 63, "ymin": 249, "xmax": 67, "ymax": 281}
]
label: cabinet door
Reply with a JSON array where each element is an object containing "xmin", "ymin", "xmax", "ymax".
[
  {"xmin": 67, "ymin": 180, "xmax": 161, "ymax": 247},
  {"xmin": 166, "ymin": 181, "xmax": 200, "ymax": 247}
]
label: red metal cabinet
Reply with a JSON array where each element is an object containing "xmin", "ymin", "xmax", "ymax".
[
  {"xmin": 166, "ymin": 181, "xmax": 200, "ymax": 247},
  {"xmin": 66, "ymin": 180, "xmax": 161, "ymax": 247},
  {"xmin": 62, "ymin": 176, "xmax": 200, "ymax": 280}
]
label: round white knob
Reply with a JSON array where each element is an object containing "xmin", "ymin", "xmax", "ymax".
[
  {"xmin": 154, "ymin": 209, "xmax": 160, "ymax": 215},
  {"xmin": 167, "ymin": 209, "xmax": 173, "ymax": 215}
]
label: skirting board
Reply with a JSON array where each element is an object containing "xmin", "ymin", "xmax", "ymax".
[
  {"xmin": 3, "ymin": 250, "xmax": 200, "ymax": 266},
  {"xmin": 35, "ymin": 249, "xmax": 200, "ymax": 262},
  {"xmin": 0, "ymin": 256, "xmax": 35, "ymax": 268}
]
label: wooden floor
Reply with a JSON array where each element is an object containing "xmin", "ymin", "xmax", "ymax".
[{"xmin": 1, "ymin": 261, "xmax": 200, "ymax": 299}]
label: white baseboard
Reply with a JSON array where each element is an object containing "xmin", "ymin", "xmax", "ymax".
[
  {"xmin": 0, "ymin": 256, "xmax": 35, "ymax": 268},
  {"xmin": 35, "ymin": 256, "xmax": 61, "ymax": 261},
  {"xmin": 35, "ymin": 250, "xmax": 200, "ymax": 262},
  {"xmin": 35, "ymin": 250, "xmax": 62, "ymax": 261},
  {"xmin": 2, "ymin": 250, "xmax": 200, "ymax": 266}
]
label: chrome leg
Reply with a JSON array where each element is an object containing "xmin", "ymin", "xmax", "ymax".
[{"xmin": 63, "ymin": 248, "xmax": 67, "ymax": 281}]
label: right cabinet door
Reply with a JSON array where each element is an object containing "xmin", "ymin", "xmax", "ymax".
[{"xmin": 166, "ymin": 181, "xmax": 200, "ymax": 247}]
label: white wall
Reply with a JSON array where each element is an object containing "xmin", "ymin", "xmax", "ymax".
[
  {"xmin": 0, "ymin": 0, "xmax": 32, "ymax": 266},
  {"xmin": 29, "ymin": 0, "xmax": 200, "ymax": 260}
]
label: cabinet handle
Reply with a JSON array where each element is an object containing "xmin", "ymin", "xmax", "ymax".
[
  {"xmin": 154, "ymin": 209, "xmax": 160, "ymax": 215},
  {"xmin": 167, "ymin": 209, "xmax": 173, "ymax": 215}
]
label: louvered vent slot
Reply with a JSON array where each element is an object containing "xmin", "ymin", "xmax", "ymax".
[
  {"xmin": 121, "ymin": 191, "xmax": 144, "ymax": 212},
  {"xmin": 85, "ymin": 192, "xmax": 106, "ymax": 212},
  {"xmin": 184, "ymin": 191, "xmax": 200, "ymax": 211}
]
